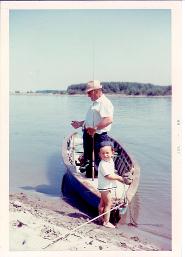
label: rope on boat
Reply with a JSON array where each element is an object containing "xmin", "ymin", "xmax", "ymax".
[
  {"xmin": 42, "ymin": 201, "xmax": 127, "ymax": 250},
  {"xmin": 119, "ymin": 181, "xmax": 137, "ymax": 227},
  {"xmin": 127, "ymin": 203, "xmax": 138, "ymax": 227}
]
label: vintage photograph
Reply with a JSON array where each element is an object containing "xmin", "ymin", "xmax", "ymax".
[{"xmin": 0, "ymin": 0, "xmax": 182, "ymax": 255}]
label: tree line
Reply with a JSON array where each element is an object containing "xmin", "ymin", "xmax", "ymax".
[
  {"xmin": 21, "ymin": 82, "xmax": 171, "ymax": 96},
  {"xmin": 67, "ymin": 82, "xmax": 171, "ymax": 96}
]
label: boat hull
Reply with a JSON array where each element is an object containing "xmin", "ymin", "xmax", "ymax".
[
  {"xmin": 61, "ymin": 132, "xmax": 140, "ymax": 215},
  {"xmin": 62, "ymin": 171, "xmax": 100, "ymax": 210}
]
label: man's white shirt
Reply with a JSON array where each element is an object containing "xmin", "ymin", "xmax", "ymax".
[{"xmin": 84, "ymin": 94, "xmax": 114, "ymax": 134}]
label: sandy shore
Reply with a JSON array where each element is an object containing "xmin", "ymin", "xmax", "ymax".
[{"xmin": 9, "ymin": 192, "xmax": 160, "ymax": 251}]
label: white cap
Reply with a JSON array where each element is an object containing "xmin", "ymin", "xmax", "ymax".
[{"xmin": 86, "ymin": 80, "xmax": 102, "ymax": 93}]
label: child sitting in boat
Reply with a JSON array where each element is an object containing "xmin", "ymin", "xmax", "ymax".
[{"xmin": 98, "ymin": 141, "xmax": 124, "ymax": 228}]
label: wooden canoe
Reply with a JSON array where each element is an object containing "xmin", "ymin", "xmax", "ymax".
[{"xmin": 61, "ymin": 132, "xmax": 140, "ymax": 213}]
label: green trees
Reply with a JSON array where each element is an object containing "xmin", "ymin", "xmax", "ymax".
[
  {"xmin": 67, "ymin": 83, "xmax": 86, "ymax": 94},
  {"xmin": 67, "ymin": 82, "xmax": 171, "ymax": 96},
  {"xmin": 33, "ymin": 82, "xmax": 171, "ymax": 96}
]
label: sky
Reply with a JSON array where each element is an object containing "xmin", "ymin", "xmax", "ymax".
[{"xmin": 9, "ymin": 8, "xmax": 171, "ymax": 91}]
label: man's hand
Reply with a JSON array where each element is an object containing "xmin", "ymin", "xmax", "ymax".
[{"xmin": 86, "ymin": 127, "xmax": 96, "ymax": 136}]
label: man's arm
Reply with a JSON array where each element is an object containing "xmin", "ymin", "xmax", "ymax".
[
  {"xmin": 95, "ymin": 117, "xmax": 113, "ymax": 130},
  {"xmin": 86, "ymin": 117, "xmax": 113, "ymax": 136}
]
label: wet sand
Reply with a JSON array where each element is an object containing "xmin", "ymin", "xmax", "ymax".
[{"xmin": 9, "ymin": 192, "xmax": 160, "ymax": 251}]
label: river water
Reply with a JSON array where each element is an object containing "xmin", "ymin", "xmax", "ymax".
[{"xmin": 9, "ymin": 94, "xmax": 171, "ymax": 250}]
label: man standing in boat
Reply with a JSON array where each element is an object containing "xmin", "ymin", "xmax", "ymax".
[{"xmin": 71, "ymin": 80, "xmax": 114, "ymax": 178}]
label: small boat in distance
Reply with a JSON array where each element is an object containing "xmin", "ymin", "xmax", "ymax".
[{"xmin": 61, "ymin": 132, "xmax": 140, "ymax": 219}]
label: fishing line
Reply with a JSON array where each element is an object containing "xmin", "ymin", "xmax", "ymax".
[
  {"xmin": 92, "ymin": 40, "xmax": 95, "ymax": 81},
  {"xmin": 42, "ymin": 201, "xmax": 127, "ymax": 249},
  {"xmin": 91, "ymin": 40, "xmax": 95, "ymax": 181}
]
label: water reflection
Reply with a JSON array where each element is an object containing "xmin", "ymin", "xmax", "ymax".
[{"xmin": 20, "ymin": 153, "xmax": 64, "ymax": 197}]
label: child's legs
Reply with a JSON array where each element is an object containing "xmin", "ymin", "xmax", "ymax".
[
  {"xmin": 100, "ymin": 191, "xmax": 112, "ymax": 224},
  {"xmin": 98, "ymin": 196, "xmax": 104, "ymax": 212},
  {"xmin": 98, "ymin": 197, "xmax": 104, "ymax": 222}
]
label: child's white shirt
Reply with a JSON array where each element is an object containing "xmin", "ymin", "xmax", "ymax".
[{"xmin": 98, "ymin": 158, "xmax": 117, "ymax": 191}]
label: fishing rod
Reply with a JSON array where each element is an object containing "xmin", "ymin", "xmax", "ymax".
[{"xmin": 91, "ymin": 40, "xmax": 95, "ymax": 181}]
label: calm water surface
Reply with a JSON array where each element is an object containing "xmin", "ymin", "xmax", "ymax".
[{"xmin": 10, "ymin": 95, "xmax": 171, "ymax": 250}]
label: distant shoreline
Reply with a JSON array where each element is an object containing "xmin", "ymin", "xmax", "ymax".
[{"xmin": 10, "ymin": 92, "xmax": 172, "ymax": 98}]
